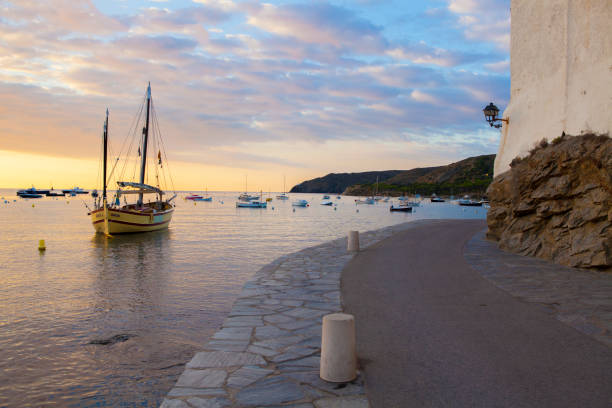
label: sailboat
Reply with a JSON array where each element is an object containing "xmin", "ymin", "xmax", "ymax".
[
  {"xmin": 89, "ymin": 83, "xmax": 176, "ymax": 235},
  {"xmin": 236, "ymin": 190, "xmax": 267, "ymax": 208},
  {"xmin": 276, "ymin": 175, "xmax": 289, "ymax": 200},
  {"xmin": 238, "ymin": 175, "xmax": 259, "ymax": 201}
]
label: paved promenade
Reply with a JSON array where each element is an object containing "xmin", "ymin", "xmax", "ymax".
[
  {"xmin": 342, "ymin": 219, "xmax": 612, "ymax": 408},
  {"xmin": 161, "ymin": 220, "xmax": 433, "ymax": 408}
]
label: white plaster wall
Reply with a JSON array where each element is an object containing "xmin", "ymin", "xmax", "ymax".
[{"xmin": 494, "ymin": 0, "xmax": 612, "ymax": 176}]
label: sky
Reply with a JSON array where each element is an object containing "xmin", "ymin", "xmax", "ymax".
[{"xmin": 0, "ymin": 0, "xmax": 510, "ymax": 191}]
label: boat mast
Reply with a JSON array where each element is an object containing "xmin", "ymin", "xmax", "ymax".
[
  {"xmin": 138, "ymin": 82, "xmax": 151, "ymax": 206},
  {"xmin": 103, "ymin": 108, "xmax": 108, "ymax": 203}
]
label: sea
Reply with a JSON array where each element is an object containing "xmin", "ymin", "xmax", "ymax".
[{"xmin": 0, "ymin": 189, "xmax": 487, "ymax": 407}]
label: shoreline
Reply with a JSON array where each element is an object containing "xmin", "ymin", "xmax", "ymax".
[{"xmin": 161, "ymin": 219, "xmax": 438, "ymax": 407}]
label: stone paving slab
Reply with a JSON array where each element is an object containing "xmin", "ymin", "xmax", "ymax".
[
  {"xmin": 162, "ymin": 220, "xmax": 439, "ymax": 407},
  {"xmin": 465, "ymin": 229, "xmax": 612, "ymax": 347}
]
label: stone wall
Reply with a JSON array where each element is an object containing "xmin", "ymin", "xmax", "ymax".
[
  {"xmin": 487, "ymin": 134, "xmax": 611, "ymax": 270},
  {"xmin": 495, "ymin": 0, "xmax": 611, "ymax": 176}
]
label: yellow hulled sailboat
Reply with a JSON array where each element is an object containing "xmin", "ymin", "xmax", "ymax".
[{"xmin": 89, "ymin": 83, "xmax": 176, "ymax": 235}]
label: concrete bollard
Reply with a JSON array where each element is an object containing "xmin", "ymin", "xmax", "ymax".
[
  {"xmin": 320, "ymin": 313, "xmax": 357, "ymax": 383},
  {"xmin": 347, "ymin": 231, "xmax": 359, "ymax": 252}
]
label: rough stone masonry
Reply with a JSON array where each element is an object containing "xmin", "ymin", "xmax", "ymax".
[{"xmin": 487, "ymin": 134, "xmax": 611, "ymax": 270}]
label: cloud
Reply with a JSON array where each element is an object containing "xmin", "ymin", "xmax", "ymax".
[
  {"xmin": 446, "ymin": 0, "xmax": 510, "ymax": 50},
  {"xmin": 247, "ymin": 3, "xmax": 386, "ymax": 54}
]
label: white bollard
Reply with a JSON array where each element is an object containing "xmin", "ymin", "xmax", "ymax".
[
  {"xmin": 347, "ymin": 230, "xmax": 359, "ymax": 252},
  {"xmin": 320, "ymin": 313, "xmax": 357, "ymax": 383}
]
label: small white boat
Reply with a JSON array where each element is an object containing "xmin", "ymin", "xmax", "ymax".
[
  {"xmin": 321, "ymin": 200, "xmax": 333, "ymax": 206},
  {"xmin": 292, "ymin": 199, "xmax": 309, "ymax": 207},
  {"xmin": 236, "ymin": 200, "xmax": 267, "ymax": 208},
  {"xmin": 276, "ymin": 176, "xmax": 290, "ymax": 200},
  {"xmin": 431, "ymin": 193, "xmax": 445, "ymax": 202},
  {"xmin": 458, "ymin": 195, "xmax": 483, "ymax": 206},
  {"xmin": 238, "ymin": 193, "xmax": 260, "ymax": 201},
  {"xmin": 355, "ymin": 198, "xmax": 375, "ymax": 205}
]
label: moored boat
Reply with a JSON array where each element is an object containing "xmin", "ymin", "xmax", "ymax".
[
  {"xmin": 292, "ymin": 199, "xmax": 309, "ymax": 207},
  {"xmin": 390, "ymin": 204, "xmax": 413, "ymax": 212},
  {"xmin": 63, "ymin": 186, "xmax": 88, "ymax": 194},
  {"xmin": 430, "ymin": 193, "xmax": 445, "ymax": 202},
  {"xmin": 236, "ymin": 200, "xmax": 267, "ymax": 208},
  {"xmin": 276, "ymin": 176, "xmax": 290, "ymax": 200},
  {"xmin": 89, "ymin": 84, "xmax": 176, "ymax": 235},
  {"xmin": 185, "ymin": 194, "xmax": 204, "ymax": 200},
  {"xmin": 321, "ymin": 200, "xmax": 333, "ymax": 206},
  {"xmin": 458, "ymin": 195, "xmax": 482, "ymax": 206},
  {"xmin": 17, "ymin": 187, "xmax": 48, "ymax": 198}
]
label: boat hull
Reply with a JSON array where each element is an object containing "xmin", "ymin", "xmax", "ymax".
[
  {"xmin": 90, "ymin": 207, "xmax": 174, "ymax": 234},
  {"xmin": 390, "ymin": 205, "xmax": 412, "ymax": 212}
]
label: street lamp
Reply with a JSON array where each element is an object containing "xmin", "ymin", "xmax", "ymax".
[{"xmin": 483, "ymin": 102, "xmax": 508, "ymax": 128}]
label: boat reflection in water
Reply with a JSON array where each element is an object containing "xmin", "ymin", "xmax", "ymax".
[{"xmin": 87, "ymin": 229, "xmax": 197, "ymax": 405}]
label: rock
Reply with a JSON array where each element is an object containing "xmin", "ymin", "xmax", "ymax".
[
  {"xmin": 487, "ymin": 134, "xmax": 611, "ymax": 270},
  {"xmin": 88, "ymin": 333, "xmax": 135, "ymax": 345}
]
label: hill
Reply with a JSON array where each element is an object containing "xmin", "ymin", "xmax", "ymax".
[
  {"xmin": 289, "ymin": 170, "xmax": 404, "ymax": 194},
  {"xmin": 290, "ymin": 154, "xmax": 495, "ymax": 196}
]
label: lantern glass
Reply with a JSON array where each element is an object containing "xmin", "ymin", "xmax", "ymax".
[{"xmin": 483, "ymin": 103, "xmax": 499, "ymax": 122}]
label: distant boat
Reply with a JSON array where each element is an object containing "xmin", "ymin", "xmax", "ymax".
[
  {"xmin": 398, "ymin": 196, "xmax": 421, "ymax": 206},
  {"xmin": 236, "ymin": 200, "xmax": 267, "ymax": 208},
  {"xmin": 17, "ymin": 187, "xmax": 48, "ymax": 198},
  {"xmin": 458, "ymin": 195, "xmax": 482, "ymax": 206},
  {"xmin": 17, "ymin": 187, "xmax": 44, "ymax": 198},
  {"xmin": 323, "ymin": 195, "xmax": 330, "ymax": 199},
  {"xmin": 88, "ymin": 84, "xmax": 176, "ymax": 235},
  {"xmin": 355, "ymin": 198, "xmax": 375, "ymax": 205},
  {"xmin": 430, "ymin": 193, "xmax": 445, "ymax": 202},
  {"xmin": 238, "ymin": 176, "xmax": 260, "ymax": 201},
  {"xmin": 321, "ymin": 200, "xmax": 333, "ymax": 206},
  {"xmin": 292, "ymin": 199, "xmax": 309, "ymax": 207},
  {"xmin": 185, "ymin": 194, "xmax": 204, "ymax": 201},
  {"xmin": 189, "ymin": 187, "xmax": 213, "ymax": 201},
  {"xmin": 62, "ymin": 186, "xmax": 88, "ymax": 194},
  {"xmin": 336, "ymin": 196, "xmax": 341, "ymax": 199},
  {"xmin": 276, "ymin": 176, "xmax": 289, "ymax": 200},
  {"xmin": 236, "ymin": 191, "xmax": 267, "ymax": 208},
  {"xmin": 90, "ymin": 189, "xmax": 98, "ymax": 198},
  {"xmin": 390, "ymin": 204, "xmax": 413, "ymax": 212}
]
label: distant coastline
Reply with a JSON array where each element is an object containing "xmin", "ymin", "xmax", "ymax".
[{"xmin": 290, "ymin": 154, "xmax": 495, "ymax": 197}]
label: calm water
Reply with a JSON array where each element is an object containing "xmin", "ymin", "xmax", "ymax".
[{"xmin": 0, "ymin": 189, "xmax": 487, "ymax": 407}]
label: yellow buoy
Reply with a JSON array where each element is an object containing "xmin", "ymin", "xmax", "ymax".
[
  {"xmin": 32, "ymin": 204, "xmax": 35, "ymax": 207},
  {"xmin": 194, "ymin": 202, "xmax": 196, "ymax": 206},
  {"xmin": 38, "ymin": 239, "xmax": 46, "ymax": 251}
]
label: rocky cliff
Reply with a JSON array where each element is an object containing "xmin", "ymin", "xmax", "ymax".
[{"xmin": 487, "ymin": 134, "xmax": 611, "ymax": 270}]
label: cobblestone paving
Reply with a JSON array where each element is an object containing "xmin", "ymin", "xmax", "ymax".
[
  {"xmin": 162, "ymin": 220, "xmax": 437, "ymax": 408},
  {"xmin": 465, "ymin": 230, "xmax": 612, "ymax": 347}
]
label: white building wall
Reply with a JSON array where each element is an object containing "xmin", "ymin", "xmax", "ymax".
[{"xmin": 494, "ymin": 0, "xmax": 612, "ymax": 176}]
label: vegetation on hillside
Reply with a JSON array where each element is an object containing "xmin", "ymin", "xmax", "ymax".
[{"xmin": 291, "ymin": 154, "xmax": 495, "ymax": 197}]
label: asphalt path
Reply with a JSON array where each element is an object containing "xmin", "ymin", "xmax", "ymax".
[{"xmin": 341, "ymin": 219, "xmax": 611, "ymax": 407}]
